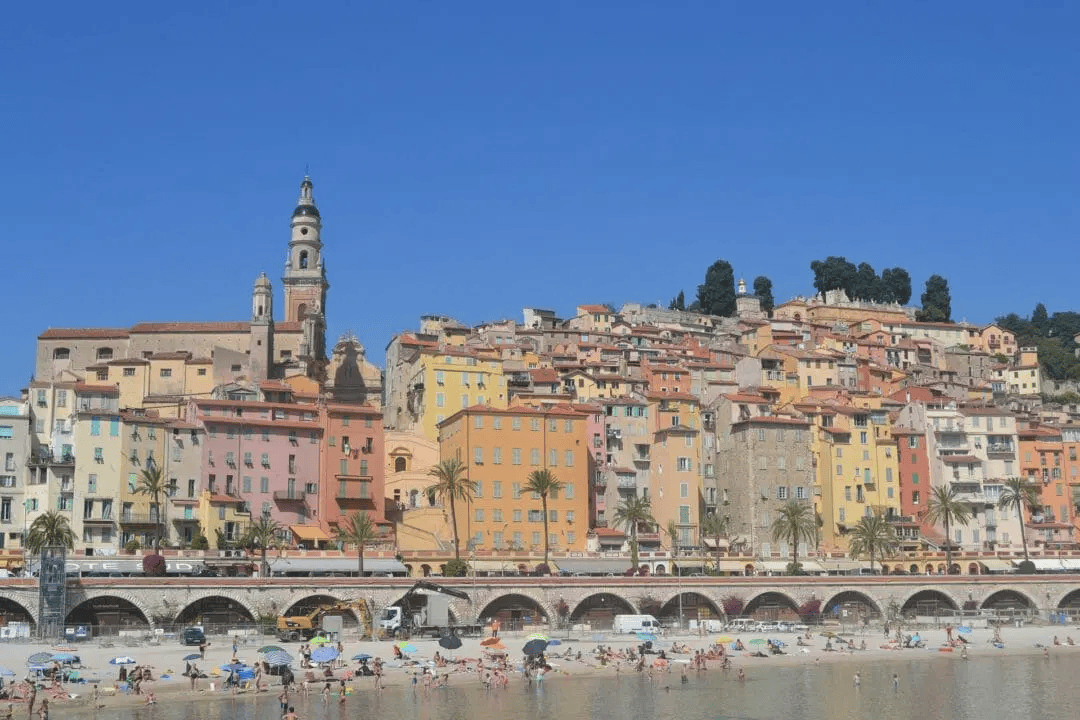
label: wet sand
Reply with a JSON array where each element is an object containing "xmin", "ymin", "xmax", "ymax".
[{"xmin": 31, "ymin": 621, "xmax": 1079, "ymax": 718}]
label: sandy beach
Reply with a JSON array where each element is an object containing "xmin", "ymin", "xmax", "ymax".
[{"xmin": 17, "ymin": 619, "xmax": 1077, "ymax": 718}]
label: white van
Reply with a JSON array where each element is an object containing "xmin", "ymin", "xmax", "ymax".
[{"xmin": 612, "ymin": 614, "xmax": 662, "ymax": 634}]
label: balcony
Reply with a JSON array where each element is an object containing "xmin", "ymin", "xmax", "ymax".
[
  {"xmin": 617, "ymin": 476, "xmax": 637, "ymax": 489},
  {"xmin": 336, "ymin": 486, "xmax": 373, "ymax": 504},
  {"xmin": 120, "ymin": 513, "xmax": 159, "ymax": 525},
  {"xmin": 935, "ymin": 423, "xmax": 965, "ymax": 434},
  {"xmin": 273, "ymin": 490, "xmax": 306, "ymax": 502},
  {"xmin": 27, "ymin": 450, "xmax": 75, "ymax": 467},
  {"xmin": 986, "ymin": 443, "xmax": 1015, "ymax": 456},
  {"xmin": 82, "ymin": 515, "xmax": 115, "ymax": 525}
]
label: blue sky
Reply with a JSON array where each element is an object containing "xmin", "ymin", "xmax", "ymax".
[{"xmin": 3, "ymin": 2, "xmax": 1079, "ymax": 394}]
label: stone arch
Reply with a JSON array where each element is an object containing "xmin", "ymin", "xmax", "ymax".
[
  {"xmin": 653, "ymin": 563, "xmax": 667, "ymax": 575},
  {"xmin": 657, "ymin": 591, "xmax": 723, "ymax": 622},
  {"xmin": 67, "ymin": 595, "xmax": 151, "ymax": 633},
  {"xmin": 744, "ymin": 591, "xmax": 800, "ymax": 620},
  {"xmin": 174, "ymin": 593, "xmax": 258, "ymax": 629},
  {"xmin": 901, "ymin": 589, "xmax": 958, "ymax": 616},
  {"xmin": 823, "ymin": 590, "xmax": 880, "ymax": 621},
  {"xmin": 282, "ymin": 593, "xmax": 363, "ymax": 623},
  {"xmin": 381, "ymin": 589, "xmax": 465, "ymax": 627},
  {"xmin": 0, "ymin": 594, "xmax": 37, "ymax": 627},
  {"xmin": 980, "ymin": 589, "xmax": 1036, "ymax": 611},
  {"xmin": 967, "ymin": 562, "xmax": 981, "ymax": 575},
  {"xmin": 68, "ymin": 589, "xmax": 156, "ymax": 625},
  {"xmin": 569, "ymin": 593, "xmax": 636, "ymax": 628},
  {"xmin": 1057, "ymin": 588, "xmax": 1080, "ymax": 610},
  {"xmin": 477, "ymin": 592, "xmax": 551, "ymax": 631}
]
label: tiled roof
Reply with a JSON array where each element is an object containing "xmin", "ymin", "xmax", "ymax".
[{"xmin": 38, "ymin": 328, "xmax": 130, "ymax": 340}]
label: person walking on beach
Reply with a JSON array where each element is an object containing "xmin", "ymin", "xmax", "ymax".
[
  {"xmin": 892, "ymin": 673, "xmax": 899, "ymax": 690},
  {"xmin": 853, "ymin": 672, "xmax": 861, "ymax": 688},
  {"xmin": 35, "ymin": 700, "xmax": 47, "ymax": 720},
  {"xmin": 491, "ymin": 619, "xmax": 501, "ymax": 638},
  {"xmin": 946, "ymin": 626, "xmax": 953, "ymax": 644},
  {"xmin": 283, "ymin": 706, "xmax": 298, "ymax": 720},
  {"xmin": 199, "ymin": 640, "xmax": 208, "ymax": 660},
  {"xmin": 26, "ymin": 684, "xmax": 36, "ymax": 719}
]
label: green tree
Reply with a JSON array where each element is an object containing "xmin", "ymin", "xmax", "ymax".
[
  {"xmin": 612, "ymin": 495, "xmax": 656, "ymax": 574},
  {"xmin": 668, "ymin": 290, "xmax": 686, "ymax": 311},
  {"xmin": 752, "ymin": 275, "xmax": 774, "ymax": 315},
  {"xmin": 523, "ymin": 469, "xmax": 564, "ymax": 567},
  {"xmin": 770, "ymin": 500, "xmax": 818, "ymax": 574},
  {"xmin": 700, "ymin": 513, "xmax": 730, "ymax": 573},
  {"xmin": 134, "ymin": 464, "xmax": 177, "ymax": 549},
  {"xmin": 850, "ymin": 262, "xmax": 879, "ymax": 301},
  {"xmin": 695, "ymin": 259, "xmax": 736, "ymax": 316},
  {"xmin": 847, "ymin": 511, "xmax": 898, "ymax": 574},
  {"xmin": 25, "ymin": 510, "xmax": 76, "ymax": 555},
  {"xmin": 810, "ymin": 256, "xmax": 857, "ymax": 299},
  {"xmin": 336, "ymin": 511, "xmax": 379, "ymax": 576},
  {"xmin": 880, "ymin": 267, "xmax": 912, "ymax": 304},
  {"xmin": 241, "ymin": 515, "xmax": 282, "ymax": 577},
  {"xmin": 916, "ymin": 274, "xmax": 952, "ymax": 322},
  {"xmin": 997, "ymin": 477, "xmax": 1041, "ymax": 565},
  {"xmin": 426, "ymin": 458, "xmax": 473, "ymax": 560},
  {"xmin": 665, "ymin": 519, "xmax": 680, "ymax": 559},
  {"xmin": 924, "ymin": 486, "xmax": 972, "ymax": 573},
  {"xmin": 1031, "ymin": 303, "xmax": 1049, "ymax": 335}
]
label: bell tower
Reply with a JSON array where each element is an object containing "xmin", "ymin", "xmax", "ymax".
[
  {"xmin": 249, "ymin": 272, "xmax": 274, "ymax": 381},
  {"xmin": 282, "ymin": 175, "xmax": 329, "ymax": 376}
]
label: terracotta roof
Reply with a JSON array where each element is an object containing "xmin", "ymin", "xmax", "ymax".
[
  {"xmin": 38, "ymin": 328, "xmax": 130, "ymax": 340},
  {"xmin": 74, "ymin": 383, "xmax": 118, "ymax": 394},
  {"xmin": 733, "ymin": 416, "xmax": 810, "ymax": 427},
  {"xmin": 150, "ymin": 352, "xmax": 192, "ymax": 360},
  {"xmin": 528, "ymin": 368, "xmax": 560, "ymax": 384},
  {"xmin": 131, "ymin": 321, "xmax": 249, "ymax": 333},
  {"xmin": 577, "ymin": 305, "xmax": 611, "ymax": 314}
]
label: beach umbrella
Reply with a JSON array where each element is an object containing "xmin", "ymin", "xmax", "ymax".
[
  {"xmin": 396, "ymin": 642, "xmax": 418, "ymax": 654},
  {"xmin": 110, "ymin": 657, "xmax": 137, "ymax": 665},
  {"xmin": 264, "ymin": 651, "xmax": 292, "ymax": 667},
  {"xmin": 438, "ymin": 636, "xmax": 462, "ymax": 650},
  {"xmin": 183, "ymin": 653, "xmax": 202, "ymax": 662},
  {"xmin": 486, "ymin": 642, "xmax": 507, "ymax": 651},
  {"xmin": 957, "ymin": 626, "xmax": 973, "ymax": 634},
  {"xmin": 526, "ymin": 632, "xmax": 549, "ymax": 642},
  {"xmin": 822, "ymin": 631, "xmax": 838, "ymax": 638},
  {"xmin": 747, "ymin": 639, "xmax": 766, "ymax": 646},
  {"xmin": 523, "ymin": 639, "xmax": 548, "ymax": 656},
  {"xmin": 258, "ymin": 645, "xmax": 285, "ymax": 654},
  {"xmin": 311, "ymin": 647, "xmax": 340, "ymax": 664},
  {"xmin": 0, "ymin": 668, "xmax": 14, "ymax": 677},
  {"xmin": 309, "ymin": 636, "xmax": 331, "ymax": 645},
  {"xmin": 713, "ymin": 636, "xmax": 734, "ymax": 644},
  {"xmin": 635, "ymin": 632, "xmax": 657, "ymax": 643},
  {"xmin": 27, "ymin": 653, "xmax": 53, "ymax": 665},
  {"xmin": 547, "ymin": 638, "xmax": 562, "ymax": 646},
  {"xmin": 220, "ymin": 663, "xmax": 246, "ymax": 673},
  {"xmin": 352, "ymin": 653, "xmax": 372, "ymax": 661},
  {"xmin": 480, "ymin": 637, "xmax": 501, "ymax": 647},
  {"xmin": 51, "ymin": 652, "xmax": 77, "ymax": 663}
]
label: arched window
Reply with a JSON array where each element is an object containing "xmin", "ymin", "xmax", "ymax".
[
  {"xmin": 394, "ymin": 457, "xmax": 407, "ymax": 473},
  {"xmin": 299, "ymin": 251, "xmax": 309, "ymax": 269},
  {"xmin": 53, "ymin": 348, "xmax": 70, "ymax": 360},
  {"xmin": 97, "ymin": 347, "xmax": 113, "ymax": 360},
  {"xmin": 297, "ymin": 303, "xmax": 308, "ymax": 321}
]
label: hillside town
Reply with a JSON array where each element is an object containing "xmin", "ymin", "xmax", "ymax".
[{"xmin": 4, "ymin": 176, "xmax": 1080, "ymax": 577}]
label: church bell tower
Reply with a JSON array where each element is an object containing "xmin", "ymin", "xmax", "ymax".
[{"xmin": 282, "ymin": 175, "xmax": 329, "ymax": 377}]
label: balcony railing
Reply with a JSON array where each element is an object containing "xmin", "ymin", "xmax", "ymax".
[
  {"xmin": 273, "ymin": 490, "xmax": 305, "ymax": 502},
  {"xmin": 27, "ymin": 451, "xmax": 75, "ymax": 467},
  {"xmin": 120, "ymin": 513, "xmax": 159, "ymax": 525},
  {"xmin": 617, "ymin": 477, "xmax": 637, "ymax": 489}
]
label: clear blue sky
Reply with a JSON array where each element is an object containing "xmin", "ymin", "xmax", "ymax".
[{"xmin": 4, "ymin": 2, "xmax": 1079, "ymax": 394}]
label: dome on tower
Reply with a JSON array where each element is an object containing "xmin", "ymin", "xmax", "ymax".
[{"xmin": 292, "ymin": 203, "xmax": 320, "ymax": 219}]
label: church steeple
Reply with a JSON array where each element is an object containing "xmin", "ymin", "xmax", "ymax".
[{"xmin": 282, "ymin": 174, "xmax": 329, "ymax": 380}]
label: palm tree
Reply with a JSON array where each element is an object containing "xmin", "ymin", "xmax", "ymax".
[
  {"xmin": 242, "ymin": 515, "xmax": 282, "ymax": 577},
  {"xmin": 134, "ymin": 464, "xmax": 177, "ymax": 549},
  {"xmin": 524, "ymin": 469, "xmax": 565, "ymax": 567},
  {"xmin": 426, "ymin": 458, "xmax": 473, "ymax": 560},
  {"xmin": 336, "ymin": 511, "xmax": 379, "ymax": 576},
  {"xmin": 770, "ymin": 500, "xmax": 817, "ymax": 574},
  {"xmin": 924, "ymin": 486, "xmax": 972, "ymax": 574},
  {"xmin": 612, "ymin": 495, "xmax": 656, "ymax": 574},
  {"xmin": 847, "ymin": 511, "xmax": 898, "ymax": 574},
  {"xmin": 700, "ymin": 513, "xmax": 730, "ymax": 573},
  {"xmin": 25, "ymin": 511, "xmax": 76, "ymax": 555},
  {"xmin": 998, "ymin": 476, "xmax": 1041, "ymax": 564}
]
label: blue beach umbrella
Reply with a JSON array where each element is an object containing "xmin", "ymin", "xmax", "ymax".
[
  {"xmin": 311, "ymin": 647, "xmax": 339, "ymax": 664},
  {"xmin": 352, "ymin": 653, "xmax": 372, "ymax": 661},
  {"xmin": 183, "ymin": 653, "xmax": 202, "ymax": 662},
  {"xmin": 522, "ymin": 639, "xmax": 548, "ymax": 656},
  {"xmin": 109, "ymin": 657, "xmax": 137, "ymax": 665},
  {"xmin": 547, "ymin": 639, "xmax": 562, "ymax": 646},
  {"xmin": 51, "ymin": 653, "xmax": 77, "ymax": 663},
  {"xmin": 957, "ymin": 626, "xmax": 973, "ymax": 634},
  {"xmin": 264, "ymin": 651, "xmax": 292, "ymax": 667},
  {"xmin": 220, "ymin": 663, "xmax": 246, "ymax": 673}
]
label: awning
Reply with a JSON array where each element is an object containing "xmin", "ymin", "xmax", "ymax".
[
  {"xmin": 712, "ymin": 560, "xmax": 752, "ymax": 573},
  {"xmin": 1016, "ymin": 558, "xmax": 1065, "ymax": 571},
  {"xmin": 268, "ymin": 557, "xmax": 408, "ymax": 575},
  {"xmin": 554, "ymin": 558, "xmax": 630, "ymax": 575},
  {"xmin": 471, "ymin": 560, "xmax": 529, "ymax": 573},
  {"xmin": 702, "ymin": 538, "xmax": 730, "ymax": 549},
  {"xmin": 290, "ymin": 524, "xmax": 331, "ymax": 542},
  {"xmin": 799, "ymin": 560, "xmax": 826, "ymax": 573},
  {"xmin": 756, "ymin": 560, "xmax": 790, "ymax": 572},
  {"xmin": 1060, "ymin": 559, "xmax": 1080, "ymax": 571},
  {"xmin": 819, "ymin": 559, "xmax": 865, "ymax": 572},
  {"xmin": 978, "ymin": 558, "xmax": 1014, "ymax": 572}
]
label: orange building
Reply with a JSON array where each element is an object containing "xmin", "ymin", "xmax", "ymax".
[
  {"xmin": 438, "ymin": 406, "xmax": 590, "ymax": 554},
  {"xmin": 1018, "ymin": 424, "xmax": 1075, "ymax": 548},
  {"xmin": 317, "ymin": 403, "xmax": 386, "ymax": 539}
]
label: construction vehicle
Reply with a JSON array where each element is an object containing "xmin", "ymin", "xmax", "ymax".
[
  {"xmin": 378, "ymin": 580, "xmax": 481, "ymax": 639},
  {"xmin": 277, "ymin": 601, "xmax": 370, "ymax": 642}
]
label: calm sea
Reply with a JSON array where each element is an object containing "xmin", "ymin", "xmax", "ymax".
[{"xmin": 78, "ymin": 653, "xmax": 1080, "ymax": 720}]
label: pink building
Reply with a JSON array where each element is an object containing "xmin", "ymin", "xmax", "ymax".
[
  {"xmin": 191, "ymin": 399, "xmax": 324, "ymax": 545},
  {"xmin": 317, "ymin": 403, "xmax": 386, "ymax": 539}
]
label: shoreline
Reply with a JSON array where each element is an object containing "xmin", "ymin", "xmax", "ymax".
[{"xmin": 40, "ymin": 622, "xmax": 1080, "ymax": 718}]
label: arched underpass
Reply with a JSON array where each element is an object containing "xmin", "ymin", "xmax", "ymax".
[{"xmin": 66, "ymin": 596, "xmax": 149, "ymax": 636}]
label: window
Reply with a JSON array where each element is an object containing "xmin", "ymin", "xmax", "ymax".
[
  {"xmin": 680, "ymin": 483, "xmax": 689, "ymax": 498},
  {"xmin": 461, "ymin": 394, "xmax": 469, "ymax": 407},
  {"xmin": 564, "ymin": 419, "xmax": 573, "ymax": 433},
  {"xmin": 512, "ymin": 483, "xmax": 521, "ymax": 499},
  {"xmin": 435, "ymin": 371, "xmax": 444, "ymax": 385},
  {"xmin": 549, "ymin": 449, "xmax": 558, "ymax": 466},
  {"xmin": 911, "ymin": 472, "xmax": 919, "ymax": 485},
  {"xmin": 512, "ymin": 417, "xmax": 521, "ymax": 430},
  {"xmin": 474, "ymin": 508, "xmax": 484, "ymax": 522},
  {"xmin": 530, "ymin": 449, "xmax": 540, "ymax": 466},
  {"xmin": 757, "ymin": 428, "xmax": 766, "ymax": 442},
  {"xmin": 564, "ymin": 450, "xmax": 574, "ymax": 467},
  {"xmin": 677, "ymin": 457, "xmax": 691, "ymax": 472},
  {"xmin": 795, "ymin": 486, "xmax": 806, "ymax": 499},
  {"xmin": 844, "ymin": 486, "xmax": 852, "ymax": 501},
  {"xmin": 474, "ymin": 447, "xmax": 483, "ymax": 465},
  {"xmin": 777, "ymin": 486, "xmax": 788, "ymax": 500},
  {"xmin": 94, "ymin": 447, "xmax": 103, "ymax": 462},
  {"xmin": 908, "ymin": 436, "xmax": 919, "ymax": 448},
  {"xmin": 759, "ymin": 456, "xmax": 768, "ymax": 470},
  {"xmin": 260, "ymin": 476, "xmax": 269, "ymax": 493},
  {"xmin": 436, "ymin": 393, "xmax": 445, "ymax": 408},
  {"xmin": 242, "ymin": 476, "xmax": 252, "ymax": 493},
  {"xmin": 777, "ymin": 456, "xmax": 786, "ymax": 470},
  {"xmin": 565, "ymin": 483, "xmax": 574, "ymax": 499},
  {"xmin": 160, "ymin": 368, "xmax": 172, "ymax": 377},
  {"xmin": 512, "ymin": 448, "xmax": 522, "ymax": 465},
  {"xmin": 530, "ymin": 418, "xmax": 541, "ymax": 431},
  {"xmin": 549, "ymin": 509, "xmax": 558, "ymax": 523},
  {"xmin": 474, "ymin": 480, "xmax": 482, "ymax": 497},
  {"xmin": 493, "ymin": 481, "xmax": 502, "ymax": 498},
  {"xmin": 493, "ymin": 447, "xmax": 502, "ymax": 465},
  {"xmin": 474, "ymin": 416, "xmax": 484, "ymax": 429},
  {"xmin": 493, "ymin": 509, "xmax": 503, "ymax": 522},
  {"xmin": 90, "ymin": 416, "xmax": 101, "ymax": 436},
  {"xmin": 912, "ymin": 490, "xmax": 920, "ymax": 505},
  {"xmin": 513, "ymin": 509, "xmax": 522, "ymax": 523},
  {"xmin": 838, "ymin": 507, "xmax": 846, "ymax": 522}
]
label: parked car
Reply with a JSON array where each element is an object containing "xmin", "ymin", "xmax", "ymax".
[
  {"xmin": 754, "ymin": 621, "xmax": 779, "ymax": 632},
  {"xmin": 181, "ymin": 627, "xmax": 206, "ymax": 646},
  {"xmin": 776, "ymin": 621, "xmax": 810, "ymax": 633}
]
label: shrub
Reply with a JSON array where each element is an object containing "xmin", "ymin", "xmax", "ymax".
[
  {"xmin": 443, "ymin": 558, "xmax": 469, "ymax": 577},
  {"xmin": 124, "ymin": 539, "xmax": 141, "ymax": 553},
  {"xmin": 190, "ymin": 535, "xmax": 210, "ymax": 550},
  {"xmin": 555, "ymin": 599, "xmax": 570, "ymax": 618},
  {"xmin": 798, "ymin": 599, "xmax": 822, "ymax": 618},
  {"xmin": 1016, "ymin": 560, "xmax": 1037, "ymax": 575},
  {"xmin": 142, "ymin": 553, "xmax": 166, "ymax": 576},
  {"xmin": 722, "ymin": 595, "xmax": 745, "ymax": 617},
  {"xmin": 535, "ymin": 563, "xmax": 552, "ymax": 576},
  {"xmin": 786, "ymin": 561, "xmax": 805, "ymax": 576}
]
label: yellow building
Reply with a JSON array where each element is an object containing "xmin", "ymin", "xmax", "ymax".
[
  {"xmin": 412, "ymin": 348, "xmax": 508, "ymax": 440},
  {"xmin": 800, "ymin": 400, "xmax": 900, "ymax": 551},
  {"xmin": 647, "ymin": 393, "xmax": 702, "ymax": 548},
  {"xmin": 438, "ymin": 406, "xmax": 590, "ymax": 554}
]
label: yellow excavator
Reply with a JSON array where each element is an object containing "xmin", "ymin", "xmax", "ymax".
[{"xmin": 276, "ymin": 600, "xmax": 370, "ymax": 642}]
